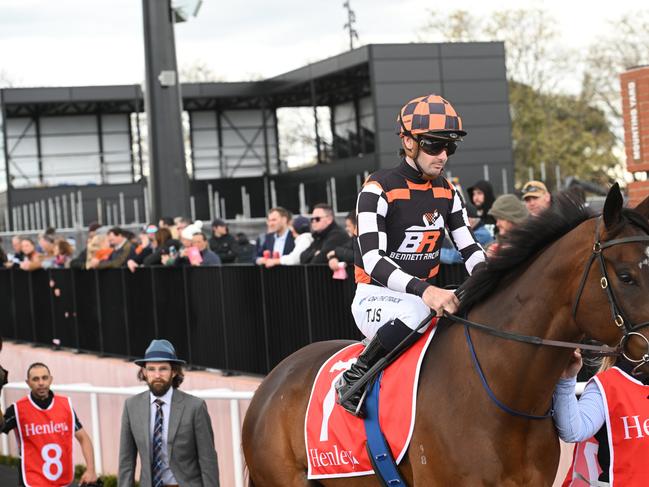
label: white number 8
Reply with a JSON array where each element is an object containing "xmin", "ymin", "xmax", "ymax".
[{"xmin": 41, "ymin": 443, "xmax": 63, "ymax": 481}]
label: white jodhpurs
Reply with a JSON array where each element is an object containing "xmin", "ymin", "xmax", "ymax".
[{"xmin": 351, "ymin": 283, "xmax": 433, "ymax": 339}]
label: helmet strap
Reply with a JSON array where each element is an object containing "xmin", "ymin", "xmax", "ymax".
[{"xmin": 403, "ymin": 137, "xmax": 431, "ymax": 180}]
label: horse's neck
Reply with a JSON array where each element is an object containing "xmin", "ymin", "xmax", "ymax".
[{"xmin": 466, "ymin": 226, "xmax": 591, "ymax": 415}]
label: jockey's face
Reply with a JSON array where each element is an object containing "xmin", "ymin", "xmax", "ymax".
[{"xmin": 402, "ymin": 136, "xmax": 449, "ymax": 180}]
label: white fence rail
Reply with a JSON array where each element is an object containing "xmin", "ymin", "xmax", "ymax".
[
  {"xmin": 0, "ymin": 383, "xmax": 255, "ymax": 487},
  {"xmin": 0, "ymin": 380, "xmax": 589, "ymax": 487}
]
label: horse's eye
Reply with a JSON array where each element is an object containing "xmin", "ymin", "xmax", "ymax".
[{"xmin": 618, "ymin": 272, "xmax": 636, "ymax": 285}]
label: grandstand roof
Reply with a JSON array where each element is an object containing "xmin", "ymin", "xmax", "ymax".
[{"xmin": 1, "ymin": 45, "xmax": 372, "ymax": 116}]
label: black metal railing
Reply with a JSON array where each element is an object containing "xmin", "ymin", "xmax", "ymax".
[{"xmin": 0, "ymin": 265, "xmax": 468, "ymax": 375}]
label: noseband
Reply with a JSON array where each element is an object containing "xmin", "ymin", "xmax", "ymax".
[{"xmin": 572, "ymin": 217, "xmax": 649, "ymax": 366}]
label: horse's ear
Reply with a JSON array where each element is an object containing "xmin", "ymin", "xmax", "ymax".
[
  {"xmin": 633, "ymin": 192, "xmax": 649, "ymax": 219},
  {"xmin": 603, "ymin": 183, "xmax": 624, "ymax": 230}
]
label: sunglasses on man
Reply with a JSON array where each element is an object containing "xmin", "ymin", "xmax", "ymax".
[
  {"xmin": 310, "ymin": 216, "xmax": 322, "ymax": 222},
  {"xmin": 417, "ymin": 137, "xmax": 457, "ymax": 156}
]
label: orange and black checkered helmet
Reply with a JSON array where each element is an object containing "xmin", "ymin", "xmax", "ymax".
[{"xmin": 397, "ymin": 94, "xmax": 466, "ymax": 139}]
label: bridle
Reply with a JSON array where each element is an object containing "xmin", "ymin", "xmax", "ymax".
[
  {"xmin": 446, "ymin": 215, "xmax": 649, "ymax": 419},
  {"xmin": 572, "ymin": 217, "xmax": 649, "ymax": 369}
]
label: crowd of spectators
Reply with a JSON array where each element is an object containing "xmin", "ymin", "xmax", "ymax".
[
  {"xmin": 255, "ymin": 203, "xmax": 356, "ymax": 275},
  {"xmin": 0, "ymin": 203, "xmax": 358, "ymax": 278},
  {"xmin": 0, "ymin": 181, "xmax": 555, "ymax": 275},
  {"xmin": 441, "ymin": 178, "xmax": 554, "ymax": 263}
]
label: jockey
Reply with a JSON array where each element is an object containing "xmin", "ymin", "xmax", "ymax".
[
  {"xmin": 554, "ymin": 351, "xmax": 649, "ymax": 486},
  {"xmin": 336, "ymin": 94, "xmax": 487, "ymax": 416}
]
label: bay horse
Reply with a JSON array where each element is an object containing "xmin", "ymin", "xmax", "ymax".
[{"xmin": 242, "ymin": 185, "xmax": 649, "ymax": 486}]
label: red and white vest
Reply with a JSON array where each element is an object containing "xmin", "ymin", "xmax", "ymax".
[
  {"xmin": 565, "ymin": 367, "xmax": 649, "ymax": 486},
  {"xmin": 14, "ymin": 394, "xmax": 75, "ymax": 487}
]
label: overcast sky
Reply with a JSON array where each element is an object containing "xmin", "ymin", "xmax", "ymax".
[{"xmin": 0, "ymin": 0, "xmax": 646, "ymax": 88}]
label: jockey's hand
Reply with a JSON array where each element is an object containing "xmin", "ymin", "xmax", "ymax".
[
  {"xmin": 561, "ymin": 349, "xmax": 582, "ymax": 379},
  {"xmin": 422, "ymin": 286, "xmax": 459, "ymax": 317}
]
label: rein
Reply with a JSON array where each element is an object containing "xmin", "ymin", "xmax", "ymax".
[{"xmin": 443, "ymin": 312, "xmax": 619, "ymax": 356}]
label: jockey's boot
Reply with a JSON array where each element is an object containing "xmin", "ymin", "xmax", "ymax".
[{"xmin": 335, "ymin": 333, "xmax": 388, "ymax": 417}]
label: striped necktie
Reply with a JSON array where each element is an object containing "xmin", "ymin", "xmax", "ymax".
[{"xmin": 152, "ymin": 398, "xmax": 165, "ymax": 487}]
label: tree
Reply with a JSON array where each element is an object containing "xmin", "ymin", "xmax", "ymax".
[
  {"xmin": 510, "ymin": 82, "xmax": 616, "ymax": 186},
  {"xmin": 582, "ymin": 12, "xmax": 649, "ymax": 137},
  {"xmin": 0, "ymin": 69, "xmax": 16, "ymax": 88},
  {"xmin": 419, "ymin": 8, "xmax": 617, "ymax": 187},
  {"xmin": 179, "ymin": 60, "xmax": 225, "ymax": 83}
]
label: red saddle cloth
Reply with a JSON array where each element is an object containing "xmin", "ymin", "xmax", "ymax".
[{"xmin": 305, "ymin": 320, "xmax": 437, "ymax": 480}]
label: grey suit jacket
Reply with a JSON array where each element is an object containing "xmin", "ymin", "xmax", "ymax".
[{"xmin": 118, "ymin": 388, "xmax": 220, "ymax": 487}]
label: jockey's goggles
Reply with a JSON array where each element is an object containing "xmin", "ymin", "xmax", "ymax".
[{"xmin": 417, "ymin": 137, "xmax": 457, "ymax": 156}]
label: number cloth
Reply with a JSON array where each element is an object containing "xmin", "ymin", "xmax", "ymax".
[{"xmin": 305, "ymin": 322, "xmax": 436, "ymax": 479}]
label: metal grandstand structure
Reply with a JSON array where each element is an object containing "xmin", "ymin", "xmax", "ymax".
[{"xmin": 0, "ymin": 42, "xmax": 514, "ymax": 231}]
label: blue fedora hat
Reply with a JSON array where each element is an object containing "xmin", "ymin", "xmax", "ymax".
[{"xmin": 134, "ymin": 339, "xmax": 186, "ymax": 366}]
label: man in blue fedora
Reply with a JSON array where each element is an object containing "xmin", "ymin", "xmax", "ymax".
[{"xmin": 118, "ymin": 339, "xmax": 220, "ymax": 487}]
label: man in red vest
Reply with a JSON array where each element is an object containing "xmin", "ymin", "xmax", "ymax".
[
  {"xmin": 1, "ymin": 362, "xmax": 98, "ymax": 486},
  {"xmin": 554, "ymin": 351, "xmax": 649, "ymax": 486}
]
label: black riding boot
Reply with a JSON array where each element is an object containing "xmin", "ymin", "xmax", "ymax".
[{"xmin": 335, "ymin": 334, "xmax": 388, "ymax": 417}]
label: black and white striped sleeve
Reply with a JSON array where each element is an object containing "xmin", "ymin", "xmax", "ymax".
[
  {"xmin": 445, "ymin": 184, "xmax": 486, "ymax": 274},
  {"xmin": 356, "ymin": 182, "xmax": 430, "ymax": 297}
]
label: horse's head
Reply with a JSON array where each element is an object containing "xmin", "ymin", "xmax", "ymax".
[{"xmin": 575, "ymin": 183, "xmax": 649, "ymax": 366}]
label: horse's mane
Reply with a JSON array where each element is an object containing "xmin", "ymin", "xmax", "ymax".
[{"xmin": 458, "ymin": 192, "xmax": 649, "ymax": 314}]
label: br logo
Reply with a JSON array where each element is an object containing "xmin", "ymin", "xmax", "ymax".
[{"xmin": 397, "ymin": 211, "xmax": 443, "ymax": 254}]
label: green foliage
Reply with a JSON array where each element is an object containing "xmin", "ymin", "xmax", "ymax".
[
  {"xmin": 75, "ymin": 463, "xmax": 132, "ymax": 486},
  {"xmin": 509, "ymin": 82, "xmax": 617, "ymax": 186},
  {"xmin": 419, "ymin": 7, "xmax": 621, "ymax": 186},
  {"xmin": 0, "ymin": 454, "xmax": 20, "ymax": 466}
]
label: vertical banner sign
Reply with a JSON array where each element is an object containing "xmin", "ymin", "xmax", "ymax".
[{"xmin": 620, "ymin": 67, "xmax": 649, "ymax": 205}]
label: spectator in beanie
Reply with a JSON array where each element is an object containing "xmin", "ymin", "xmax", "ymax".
[
  {"xmin": 327, "ymin": 211, "xmax": 357, "ymax": 272},
  {"xmin": 209, "ymin": 219, "xmax": 238, "ymax": 264},
  {"xmin": 441, "ymin": 204, "xmax": 494, "ymax": 264},
  {"xmin": 300, "ymin": 203, "xmax": 350, "ymax": 264},
  {"xmin": 467, "ymin": 180, "xmax": 496, "ymax": 226},
  {"xmin": 264, "ymin": 216, "xmax": 313, "ymax": 267},
  {"xmin": 486, "ymin": 194, "xmax": 528, "ymax": 257},
  {"xmin": 162, "ymin": 221, "xmax": 202, "ymax": 267}
]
